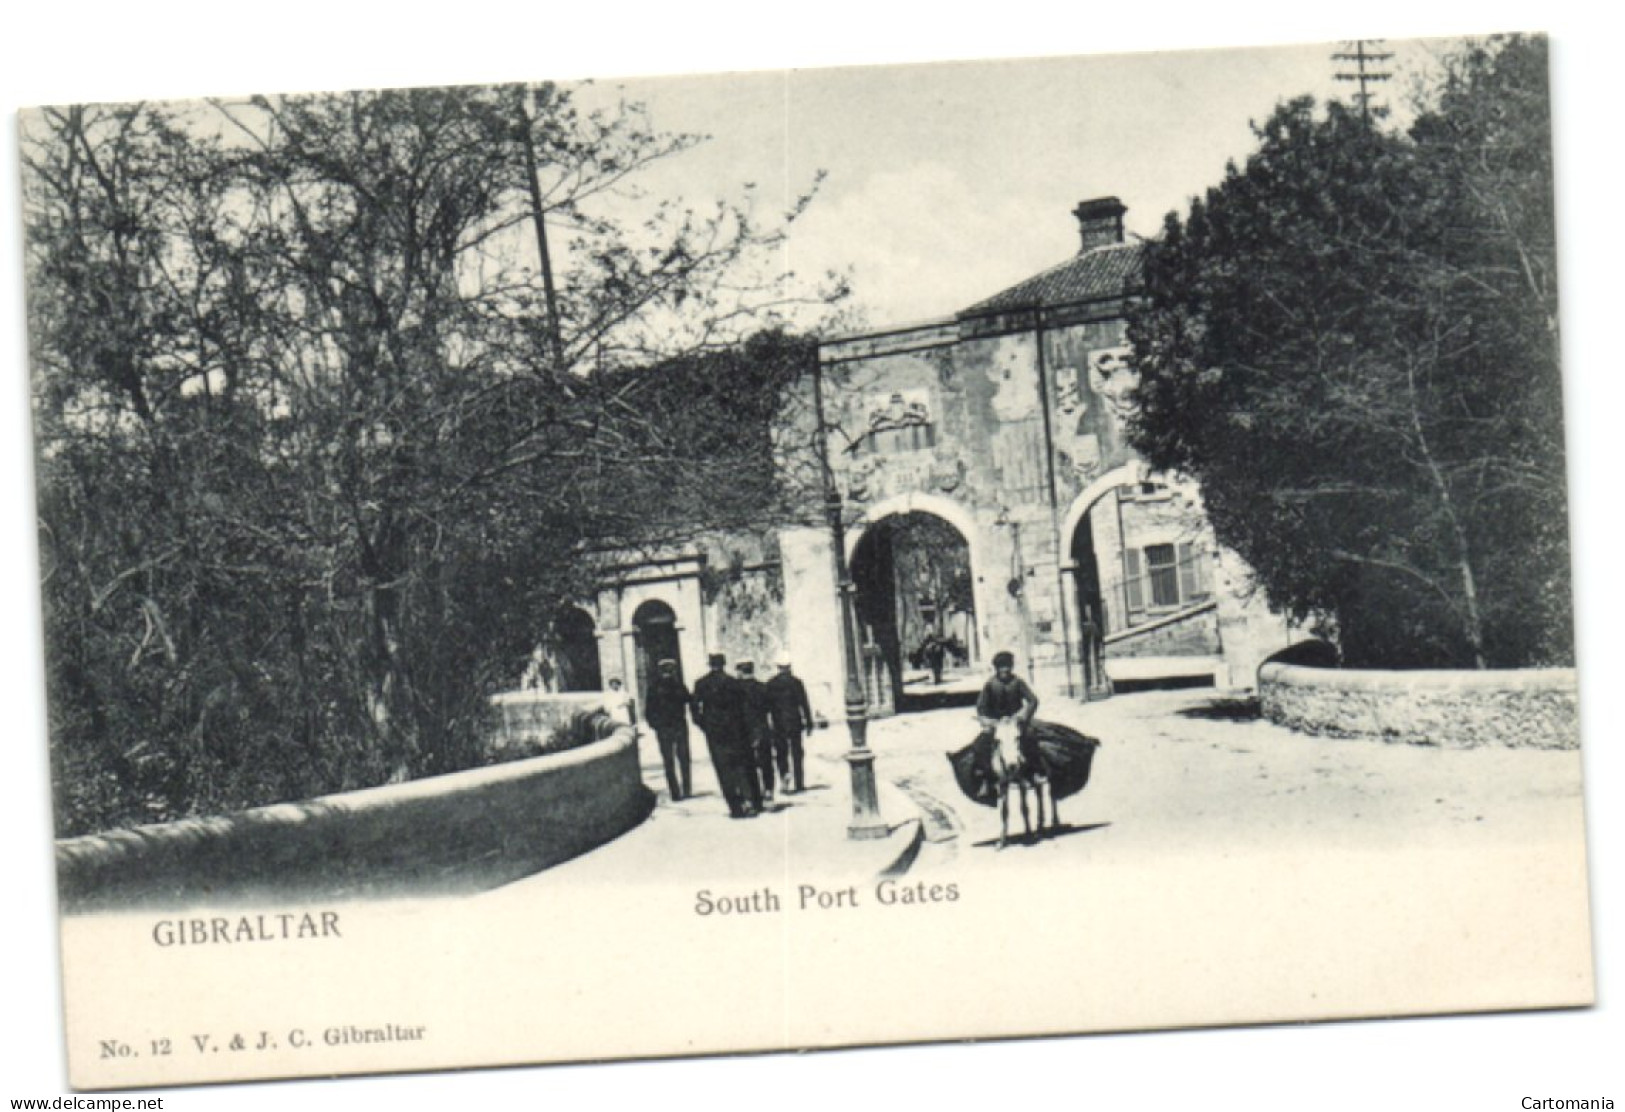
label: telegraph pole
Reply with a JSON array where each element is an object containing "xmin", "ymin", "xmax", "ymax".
[{"xmin": 1333, "ymin": 40, "xmax": 1394, "ymax": 125}]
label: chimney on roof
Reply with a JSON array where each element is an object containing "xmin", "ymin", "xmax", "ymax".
[{"xmin": 1073, "ymin": 197, "xmax": 1127, "ymax": 253}]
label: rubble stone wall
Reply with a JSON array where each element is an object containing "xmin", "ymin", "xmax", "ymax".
[{"xmin": 1259, "ymin": 663, "xmax": 1580, "ymax": 749}]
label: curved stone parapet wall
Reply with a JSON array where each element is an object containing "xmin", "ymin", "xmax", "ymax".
[
  {"xmin": 56, "ymin": 727, "xmax": 652, "ymax": 913},
  {"xmin": 1259, "ymin": 663, "xmax": 1580, "ymax": 749}
]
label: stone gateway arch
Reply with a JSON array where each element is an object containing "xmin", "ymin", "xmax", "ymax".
[
  {"xmin": 551, "ymin": 199, "xmax": 1299, "ymax": 723},
  {"xmin": 789, "ymin": 197, "xmax": 1296, "ymax": 716}
]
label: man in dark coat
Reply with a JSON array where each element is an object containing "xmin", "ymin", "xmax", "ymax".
[
  {"xmin": 971, "ymin": 650, "xmax": 1042, "ymax": 799},
  {"xmin": 736, "ymin": 661, "xmax": 776, "ymax": 806},
  {"xmin": 644, "ymin": 658, "xmax": 693, "ymax": 802},
  {"xmin": 765, "ymin": 654, "xmax": 815, "ymax": 794},
  {"xmin": 922, "ymin": 633, "xmax": 947, "ymax": 685},
  {"xmin": 692, "ymin": 653, "xmax": 760, "ymax": 817}
]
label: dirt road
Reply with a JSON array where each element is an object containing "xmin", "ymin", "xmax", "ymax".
[{"xmin": 854, "ymin": 687, "xmax": 1590, "ymax": 870}]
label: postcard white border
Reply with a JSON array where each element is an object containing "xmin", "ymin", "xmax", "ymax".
[{"xmin": 5, "ymin": 2, "xmax": 1622, "ymax": 1108}]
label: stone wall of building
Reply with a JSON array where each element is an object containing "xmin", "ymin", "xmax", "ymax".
[
  {"xmin": 584, "ymin": 529, "xmax": 794, "ymax": 710},
  {"xmin": 794, "ymin": 214, "xmax": 1297, "ymax": 703},
  {"xmin": 778, "ymin": 526, "xmax": 845, "ymax": 725},
  {"xmin": 1259, "ymin": 663, "xmax": 1580, "ymax": 749},
  {"xmin": 1106, "ymin": 605, "xmax": 1222, "ymax": 660},
  {"xmin": 815, "ymin": 308, "xmax": 1147, "ymax": 699}
]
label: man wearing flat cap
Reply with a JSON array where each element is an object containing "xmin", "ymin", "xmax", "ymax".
[
  {"xmin": 766, "ymin": 654, "xmax": 814, "ymax": 794},
  {"xmin": 972, "ymin": 650, "xmax": 1042, "ymax": 800},
  {"xmin": 644, "ymin": 658, "xmax": 693, "ymax": 802}
]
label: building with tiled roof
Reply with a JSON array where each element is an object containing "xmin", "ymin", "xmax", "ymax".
[
  {"xmin": 961, "ymin": 198, "xmax": 1144, "ymax": 318},
  {"xmin": 792, "ymin": 196, "xmax": 1293, "ymax": 711},
  {"xmin": 961, "ymin": 239, "xmax": 1144, "ymax": 316},
  {"xmin": 538, "ymin": 197, "xmax": 1294, "ymax": 729}
]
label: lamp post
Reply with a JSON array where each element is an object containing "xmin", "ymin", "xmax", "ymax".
[{"xmin": 811, "ymin": 359, "xmax": 888, "ymax": 840}]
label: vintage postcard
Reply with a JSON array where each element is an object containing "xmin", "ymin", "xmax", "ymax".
[{"xmin": 6, "ymin": 18, "xmax": 1609, "ymax": 1106}]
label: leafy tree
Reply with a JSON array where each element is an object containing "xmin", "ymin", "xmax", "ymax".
[
  {"xmin": 885, "ymin": 513, "xmax": 974, "ymax": 647},
  {"xmin": 24, "ymin": 85, "xmax": 837, "ymax": 835},
  {"xmin": 1127, "ymin": 36, "xmax": 1568, "ymax": 668}
]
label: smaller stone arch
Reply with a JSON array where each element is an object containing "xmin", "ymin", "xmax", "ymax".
[
  {"xmin": 1059, "ymin": 462, "xmax": 1149, "ymax": 553},
  {"xmin": 1059, "ymin": 463, "xmax": 1150, "ymax": 698},
  {"xmin": 521, "ymin": 605, "xmax": 603, "ymax": 693}
]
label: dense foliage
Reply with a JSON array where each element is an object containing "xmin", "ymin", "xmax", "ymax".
[
  {"xmin": 1128, "ymin": 37, "xmax": 1568, "ymax": 668},
  {"xmin": 25, "ymin": 86, "xmax": 832, "ymax": 835}
]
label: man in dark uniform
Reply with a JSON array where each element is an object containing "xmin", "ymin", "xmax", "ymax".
[
  {"xmin": 736, "ymin": 661, "xmax": 777, "ymax": 806},
  {"xmin": 765, "ymin": 654, "xmax": 814, "ymax": 794},
  {"xmin": 692, "ymin": 653, "xmax": 760, "ymax": 818},
  {"xmin": 972, "ymin": 650, "xmax": 1042, "ymax": 799},
  {"xmin": 644, "ymin": 658, "xmax": 693, "ymax": 802}
]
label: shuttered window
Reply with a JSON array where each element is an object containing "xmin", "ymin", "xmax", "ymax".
[
  {"xmin": 1146, "ymin": 543, "xmax": 1180, "ymax": 607},
  {"xmin": 1121, "ymin": 543, "xmax": 1211, "ymax": 628}
]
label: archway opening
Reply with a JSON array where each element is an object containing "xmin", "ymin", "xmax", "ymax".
[
  {"xmin": 631, "ymin": 600, "xmax": 683, "ymax": 713},
  {"xmin": 553, "ymin": 606, "xmax": 603, "ymax": 693},
  {"xmin": 1068, "ymin": 478, "xmax": 1219, "ymax": 696},
  {"xmin": 849, "ymin": 511, "xmax": 977, "ymax": 714}
]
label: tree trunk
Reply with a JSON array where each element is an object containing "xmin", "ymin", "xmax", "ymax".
[{"xmin": 1406, "ymin": 358, "xmax": 1487, "ymax": 668}]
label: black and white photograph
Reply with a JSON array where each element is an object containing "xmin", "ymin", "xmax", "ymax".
[{"xmin": 3, "ymin": 5, "xmax": 1619, "ymax": 1109}]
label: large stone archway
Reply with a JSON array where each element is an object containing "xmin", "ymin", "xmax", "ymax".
[
  {"xmin": 846, "ymin": 495, "xmax": 982, "ymax": 714},
  {"xmin": 847, "ymin": 492, "xmax": 992, "ymax": 661}
]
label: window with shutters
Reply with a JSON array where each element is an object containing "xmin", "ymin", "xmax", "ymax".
[
  {"xmin": 1146, "ymin": 543, "xmax": 1181, "ymax": 607},
  {"xmin": 1121, "ymin": 541, "xmax": 1211, "ymax": 627}
]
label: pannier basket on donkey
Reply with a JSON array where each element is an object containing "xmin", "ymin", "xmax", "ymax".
[{"xmin": 947, "ymin": 719, "xmax": 1100, "ymax": 848}]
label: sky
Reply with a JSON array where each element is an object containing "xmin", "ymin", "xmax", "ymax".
[
  {"xmin": 572, "ymin": 41, "xmax": 1445, "ymax": 326},
  {"xmin": 3, "ymin": 3, "xmax": 1623, "ymax": 1110}
]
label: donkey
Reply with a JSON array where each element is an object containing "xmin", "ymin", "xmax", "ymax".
[{"xmin": 991, "ymin": 716, "xmax": 1055, "ymax": 848}]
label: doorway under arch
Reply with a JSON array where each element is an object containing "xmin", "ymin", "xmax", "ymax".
[
  {"xmin": 631, "ymin": 600, "xmax": 683, "ymax": 713},
  {"xmin": 1064, "ymin": 466, "xmax": 1219, "ymax": 696}
]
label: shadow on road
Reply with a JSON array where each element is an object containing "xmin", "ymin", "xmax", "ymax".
[
  {"xmin": 1177, "ymin": 695, "xmax": 1261, "ymax": 722},
  {"xmin": 968, "ymin": 821, "xmax": 1111, "ymax": 849},
  {"xmin": 897, "ymin": 688, "xmax": 980, "ymax": 713}
]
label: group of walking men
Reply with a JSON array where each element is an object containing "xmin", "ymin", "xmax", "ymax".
[{"xmin": 642, "ymin": 652, "xmax": 817, "ymax": 819}]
